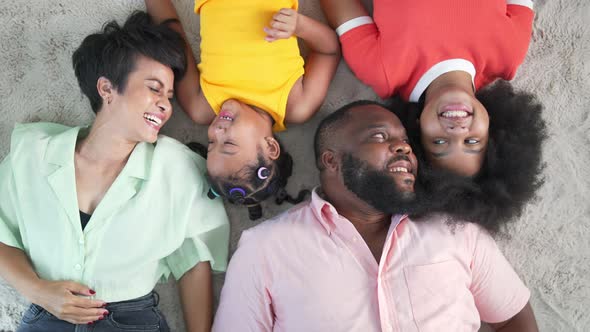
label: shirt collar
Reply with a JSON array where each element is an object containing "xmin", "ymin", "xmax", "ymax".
[
  {"xmin": 409, "ymin": 59, "xmax": 476, "ymax": 102},
  {"xmin": 44, "ymin": 126, "xmax": 154, "ymax": 180},
  {"xmin": 309, "ymin": 187, "xmax": 409, "ymax": 235}
]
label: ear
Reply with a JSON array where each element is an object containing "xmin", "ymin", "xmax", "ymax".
[
  {"xmin": 264, "ymin": 136, "xmax": 281, "ymax": 160},
  {"xmin": 320, "ymin": 149, "xmax": 339, "ymax": 173},
  {"xmin": 96, "ymin": 76, "xmax": 114, "ymax": 103}
]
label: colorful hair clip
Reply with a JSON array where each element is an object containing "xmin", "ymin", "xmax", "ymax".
[
  {"xmin": 207, "ymin": 188, "xmax": 220, "ymax": 199},
  {"xmin": 257, "ymin": 167, "xmax": 270, "ymax": 179}
]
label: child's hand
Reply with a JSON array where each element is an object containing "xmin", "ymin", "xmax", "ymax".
[{"xmin": 264, "ymin": 8, "xmax": 298, "ymax": 42}]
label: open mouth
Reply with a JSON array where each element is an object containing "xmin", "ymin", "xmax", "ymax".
[
  {"xmin": 387, "ymin": 159, "xmax": 414, "ymax": 175},
  {"xmin": 389, "ymin": 167, "xmax": 410, "ymax": 173},
  {"xmin": 219, "ymin": 111, "xmax": 234, "ymax": 122},
  {"xmin": 438, "ymin": 103, "xmax": 473, "ymax": 118},
  {"xmin": 143, "ymin": 113, "xmax": 162, "ymax": 126}
]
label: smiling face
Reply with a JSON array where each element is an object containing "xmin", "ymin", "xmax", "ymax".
[
  {"xmin": 106, "ymin": 55, "xmax": 175, "ymax": 143},
  {"xmin": 339, "ymin": 104, "xmax": 418, "ymax": 194},
  {"xmin": 207, "ymin": 99, "xmax": 278, "ymax": 179},
  {"xmin": 419, "ymin": 87, "xmax": 489, "ymax": 176}
]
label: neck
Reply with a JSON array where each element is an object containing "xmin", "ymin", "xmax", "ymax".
[
  {"xmin": 321, "ymin": 178, "xmax": 391, "ymax": 234},
  {"xmin": 76, "ymin": 114, "xmax": 136, "ymax": 165},
  {"xmin": 425, "ymin": 70, "xmax": 475, "ymax": 102}
]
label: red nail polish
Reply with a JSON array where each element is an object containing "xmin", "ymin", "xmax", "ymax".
[
  {"xmin": 89, "ymin": 289, "xmax": 96, "ymax": 295},
  {"xmin": 102, "ymin": 303, "xmax": 108, "ymax": 308},
  {"xmin": 87, "ymin": 322, "xmax": 93, "ymax": 325}
]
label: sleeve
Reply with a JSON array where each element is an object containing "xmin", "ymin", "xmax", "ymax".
[
  {"xmin": 212, "ymin": 230, "xmax": 275, "ymax": 332},
  {"xmin": 0, "ymin": 153, "xmax": 24, "ymax": 250},
  {"xmin": 164, "ymin": 158, "xmax": 230, "ymax": 279},
  {"xmin": 469, "ymin": 227, "xmax": 531, "ymax": 323},
  {"xmin": 506, "ymin": 0, "xmax": 535, "ymax": 74}
]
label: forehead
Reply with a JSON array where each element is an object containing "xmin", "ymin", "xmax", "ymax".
[
  {"xmin": 130, "ymin": 55, "xmax": 174, "ymax": 84},
  {"xmin": 342, "ymin": 104, "xmax": 405, "ymax": 134}
]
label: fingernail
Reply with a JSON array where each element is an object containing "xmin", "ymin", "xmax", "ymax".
[
  {"xmin": 87, "ymin": 322, "xmax": 93, "ymax": 325},
  {"xmin": 102, "ymin": 303, "xmax": 108, "ymax": 307},
  {"xmin": 103, "ymin": 310, "xmax": 109, "ymax": 315},
  {"xmin": 89, "ymin": 289, "xmax": 96, "ymax": 295}
]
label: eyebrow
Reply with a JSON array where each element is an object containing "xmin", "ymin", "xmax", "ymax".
[
  {"xmin": 146, "ymin": 78, "xmax": 174, "ymax": 95},
  {"xmin": 432, "ymin": 148, "xmax": 484, "ymax": 158}
]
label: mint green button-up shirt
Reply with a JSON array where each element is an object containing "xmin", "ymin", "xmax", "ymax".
[{"xmin": 0, "ymin": 123, "xmax": 230, "ymax": 302}]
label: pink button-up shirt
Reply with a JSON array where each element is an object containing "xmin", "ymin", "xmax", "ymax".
[{"xmin": 213, "ymin": 190, "xmax": 530, "ymax": 332}]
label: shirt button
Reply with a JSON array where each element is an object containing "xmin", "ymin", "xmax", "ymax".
[
  {"xmin": 352, "ymin": 236, "xmax": 358, "ymax": 243},
  {"xmin": 74, "ymin": 264, "xmax": 82, "ymax": 270},
  {"xmin": 78, "ymin": 237, "xmax": 85, "ymax": 245}
]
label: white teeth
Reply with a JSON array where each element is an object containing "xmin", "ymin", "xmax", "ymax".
[
  {"xmin": 220, "ymin": 116, "xmax": 233, "ymax": 121},
  {"xmin": 143, "ymin": 114, "xmax": 162, "ymax": 125},
  {"xmin": 441, "ymin": 110, "xmax": 468, "ymax": 118},
  {"xmin": 389, "ymin": 167, "xmax": 408, "ymax": 173}
]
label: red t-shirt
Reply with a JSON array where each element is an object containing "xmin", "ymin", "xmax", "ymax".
[{"xmin": 339, "ymin": 0, "xmax": 534, "ymax": 101}]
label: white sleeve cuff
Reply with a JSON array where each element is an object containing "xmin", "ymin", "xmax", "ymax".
[
  {"xmin": 335, "ymin": 16, "xmax": 374, "ymax": 36},
  {"xmin": 507, "ymin": 0, "xmax": 534, "ymax": 9}
]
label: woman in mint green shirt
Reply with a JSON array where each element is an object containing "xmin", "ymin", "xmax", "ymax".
[{"xmin": 0, "ymin": 12, "xmax": 229, "ymax": 332}]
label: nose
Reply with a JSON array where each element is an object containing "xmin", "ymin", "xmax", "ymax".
[
  {"xmin": 157, "ymin": 97, "xmax": 172, "ymax": 113},
  {"xmin": 444, "ymin": 125, "xmax": 468, "ymax": 135},
  {"xmin": 214, "ymin": 124, "xmax": 227, "ymax": 138},
  {"xmin": 390, "ymin": 139, "xmax": 412, "ymax": 154}
]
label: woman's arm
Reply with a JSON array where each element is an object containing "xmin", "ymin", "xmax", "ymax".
[
  {"xmin": 0, "ymin": 243, "xmax": 107, "ymax": 324},
  {"xmin": 265, "ymin": 9, "xmax": 341, "ymax": 124},
  {"xmin": 144, "ymin": 0, "xmax": 214, "ymax": 124},
  {"xmin": 178, "ymin": 261, "xmax": 213, "ymax": 332}
]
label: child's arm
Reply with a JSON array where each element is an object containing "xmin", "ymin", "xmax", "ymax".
[
  {"xmin": 145, "ymin": 0, "xmax": 215, "ymax": 125},
  {"xmin": 265, "ymin": 9, "xmax": 341, "ymax": 124},
  {"xmin": 178, "ymin": 262, "xmax": 213, "ymax": 332}
]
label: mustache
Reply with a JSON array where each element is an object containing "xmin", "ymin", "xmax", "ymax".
[{"xmin": 386, "ymin": 154, "xmax": 410, "ymax": 165}]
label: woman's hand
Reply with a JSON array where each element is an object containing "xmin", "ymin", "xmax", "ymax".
[
  {"xmin": 264, "ymin": 8, "xmax": 299, "ymax": 42},
  {"xmin": 32, "ymin": 279, "xmax": 108, "ymax": 325}
]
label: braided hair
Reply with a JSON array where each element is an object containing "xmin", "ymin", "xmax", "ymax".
[{"xmin": 187, "ymin": 139, "xmax": 310, "ymax": 220}]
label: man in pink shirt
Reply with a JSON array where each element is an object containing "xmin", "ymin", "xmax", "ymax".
[{"xmin": 213, "ymin": 101, "xmax": 538, "ymax": 331}]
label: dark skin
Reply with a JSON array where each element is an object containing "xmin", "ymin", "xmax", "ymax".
[
  {"xmin": 321, "ymin": 105, "xmax": 418, "ymax": 262},
  {"xmin": 317, "ymin": 104, "xmax": 538, "ymax": 331},
  {"xmin": 320, "ymin": 0, "xmax": 490, "ymax": 177}
]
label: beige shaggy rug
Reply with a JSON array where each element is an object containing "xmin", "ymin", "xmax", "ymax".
[{"xmin": 0, "ymin": 0, "xmax": 588, "ymax": 331}]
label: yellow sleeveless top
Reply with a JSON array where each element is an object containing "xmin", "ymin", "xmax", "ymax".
[{"xmin": 195, "ymin": 0, "xmax": 305, "ymax": 132}]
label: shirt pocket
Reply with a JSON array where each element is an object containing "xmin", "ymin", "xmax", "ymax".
[
  {"xmin": 107, "ymin": 307, "xmax": 163, "ymax": 331},
  {"xmin": 404, "ymin": 260, "xmax": 479, "ymax": 332}
]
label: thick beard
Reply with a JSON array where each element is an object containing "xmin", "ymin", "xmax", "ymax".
[{"xmin": 341, "ymin": 153, "xmax": 424, "ymax": 215}]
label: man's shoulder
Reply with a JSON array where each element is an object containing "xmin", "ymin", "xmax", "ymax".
[{"xmin": 238, "ymin": 201, "xmax": 316, "ymax": 248}]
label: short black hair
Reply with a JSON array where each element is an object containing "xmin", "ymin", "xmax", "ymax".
[
  {"xmin": 398, "ymin": 80, "xmax": 548, "ymax": 233},
  {"xmin": 314, "ymin": 100, "xmax": 388, "ymax": 170},
  {"xmin": 187, "ymin": 138, "xmax": 309, "ymax": 221},
  {"xmin": 72, "ymin": 11, "xmax": 186, "ymax": 113}
]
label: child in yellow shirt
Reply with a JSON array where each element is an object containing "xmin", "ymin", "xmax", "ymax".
[{"xmin": 146, "ymin": 0, "xmax": 339, "ymax": 219}]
